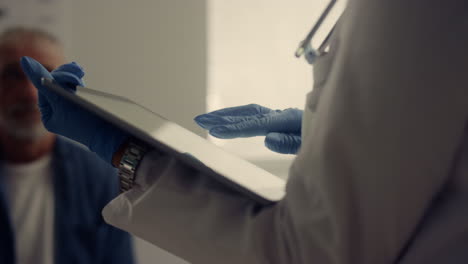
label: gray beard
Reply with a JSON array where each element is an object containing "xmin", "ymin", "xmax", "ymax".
[
  {"xmin": 0, "ymin": 103, "xmax": 48, "ymax": 141},
  {"xmin": 0, "ymin": 118, "xmax": 48, "ymax": 141}
]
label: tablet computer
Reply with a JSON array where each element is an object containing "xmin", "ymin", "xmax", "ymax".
[{"xmin": 41, "ymin": 78, "xmax": 286, "ymax": 205}]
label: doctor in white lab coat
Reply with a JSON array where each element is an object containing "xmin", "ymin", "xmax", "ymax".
[{"xmin": 20, "ymin": 0, "xmax": 468, "ymax": 263}]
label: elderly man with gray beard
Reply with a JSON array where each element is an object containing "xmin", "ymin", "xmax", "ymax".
[{"xmin": 0, "ymin": 27, "xmax": 134, "ymax": 264}]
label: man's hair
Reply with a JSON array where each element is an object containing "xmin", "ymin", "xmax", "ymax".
[{"xmin": 0, "ymin": 26, "xmax": 62, "ymax": 47}]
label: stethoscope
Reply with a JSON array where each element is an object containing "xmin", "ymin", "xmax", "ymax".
[{"xmin": 295, "ymin": 0, "xmax": 339, "ymax": 65}]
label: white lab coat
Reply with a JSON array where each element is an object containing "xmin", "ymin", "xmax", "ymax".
[{"xmin": 103, "ymin": 0, "xmax": 468, "ymax": 263}]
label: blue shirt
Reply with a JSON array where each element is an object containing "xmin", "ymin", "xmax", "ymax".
[{"xmin": 0, "ymin": 136, "xmax": 134, "ymax": 264}]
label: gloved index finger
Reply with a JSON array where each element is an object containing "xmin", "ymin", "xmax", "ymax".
[
  {"xmin": 209, "ymin": 118, "xmax": 270, "ymax": 138},
  {"xmin": 194, "ymin": 113, "xmax": 267, "ymax": 130},
  {"xmin": 207, "ymin": 104, "xmax": 273, "ymax": 117},
  {"xmin": 209, "ymin": 109, "xmax": 302, "ymax": 139}
]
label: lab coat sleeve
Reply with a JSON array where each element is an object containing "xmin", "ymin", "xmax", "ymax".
[{"xmin": 102, "ymin": 0, "xmax": 468, "ymax": 263}]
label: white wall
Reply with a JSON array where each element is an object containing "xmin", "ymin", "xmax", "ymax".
[{"xmin": 67, "ymin": 0, "xmax": 207, "ymax": 137}]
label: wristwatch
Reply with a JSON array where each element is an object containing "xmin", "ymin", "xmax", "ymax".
[{"xmin": 118, "ymin": 139, "xmax": 148, "ymax": 193}]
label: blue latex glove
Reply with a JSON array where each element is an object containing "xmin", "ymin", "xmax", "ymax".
[
  {"xmin": 194, "ymin": 104, "xmax": 303, "ymax": 154},
  {"xmin": 20, "ymin": 56, "xmax": 128, "ymax": 164}
]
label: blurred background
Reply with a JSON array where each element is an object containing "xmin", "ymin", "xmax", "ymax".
[{"xmin": 0, "ymin": 0, "xmax": 343, "ymax": 262}]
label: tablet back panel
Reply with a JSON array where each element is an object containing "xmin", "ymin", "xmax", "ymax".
[{"xmin": 42, "ymin": 78, "xmax": 286, "ymax": 204}]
